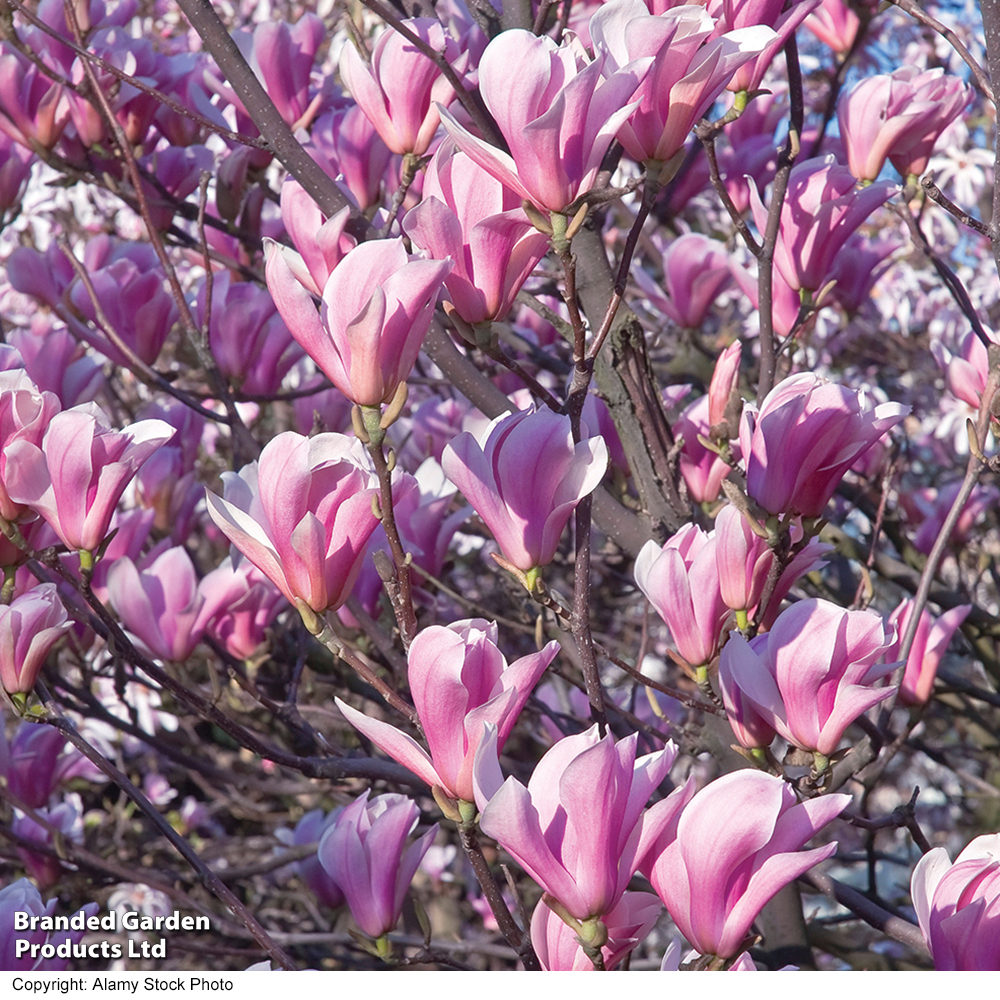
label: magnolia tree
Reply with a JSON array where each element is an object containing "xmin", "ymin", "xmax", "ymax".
[{"xmin": 0, "ymin": 0, "xmax": 998, "ymax": 975}]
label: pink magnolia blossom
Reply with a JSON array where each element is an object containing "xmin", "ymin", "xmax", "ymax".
[
  {"xmin": 204, "ymin": 432, "xmax": 390, "ymax": 614},
  {"xmin": 674, "ymin": 395, "xmax": 733, "ymax": 504},
  {"xmin": 0, "ymin": 583, "xmax": 72, "ymax": 694},
  {"xmin": 719, "ymin": 599, "xmax": 898, "ymax": 757},
  {"xmin": 634, "ymin": 523, "xmax": 730, "ymax": 670},
  {"xmin": 3, "ymin": 405, "xmax": 175, "ymax": 553},
  {"xmin": 276, "ymin": 184, "xmax": 357, "ymax": 298},
  {"xmin": 317, "ymin": 791, "xmax": 438, "ymax": 939},
  {"xmin": 884, "ymin": 599, "xmax": 972, "ymax": 706},
  {"xmin": 803, "ymin": 0, "xmax": 859, "ymax": 54},
  {"xmin": 403, "ymin": 142, "xmax": 550, "ymax": 325},
  {"xmin": 439, "ymin": 24, "xmax": 648, "ymax": 212},
  {"xmin": 196, "ymin": 270, "xmax": 302, "ymax": 396},
  {"xmin": 748, "ymin": 156, "xmax": 896, "ymax": 294},
  {"xmin": 639, "ymin": 770, "xmax": 849, "ymax": 958},
  {"xmin": 340, "ymin": 18, "xmax": 461, "ymax": 157},
  {"xmin": 198, "ymin": 559, "xmax": 286, "ymax": 661},
  {"xmin": 473, "ymin": 723, "xmax": 680, "ymax": 921},
  {"xmin": 337, "ymin": 619, "xmax": 558, "ymax": 803},
  {"xmin": 265, "ymin": 236, "xmax": 451, "ymax": 407},
  {"xmin": 911, "ymin": 834, "xmax": 1000, "ymax": 970},
  {"xmin": 730, "ymin": 256, "xmax": 804, "ymax": 339},
  {"xmin": 139, "ymin": 145, "xmax": 215, "ymax": 231},
  {"xmin": 738, "ymin": 372, "xmax": 908, "ymax": 518},
  {"xmin": 0, "ymin": 585, "xmax": 71, "ymax": 696},
  {"xmin": 67, "ymin": 254, "xmax": 179, "ymax": 367},
  {"xmin": 935, "ymin": 327, "xmax": 1000, "ymax": 411},
  {"xmin": 839, "ymin": 67, "xmax": 973, "ymax": 182},
  {"xmin": 13, "ymin": 800, "xmax": 81, "ymax": 889},
  {"xmin": 0, "ymin": 724, "xmax": 76, "ymax": 810},
  {"xmin": 239, "ymin": 14, "xmax": 324, "ymax": 130},
  {"xmin": 0, "ymin": 49, "xmax": 66, "ymax": 150},
  {"xmin": 718, "ymin": 645, "xmax": 777, "ymax": 750},
  {"xmin": 632, "ymin": 233, "xmax": 732, "ymax": 329},
  {"xmin": 709, "ymin": 340, "xmax": 742, "ymax": 430},
  {"xmin": 308, "ymin": 106, "xmax": 394, "ymax": 213},
  {"xmin": 278, "ymin": 808, "xmax": 345, "ymax": 910},
  {"xmin": 713, "ymin": 0, "xmax": 821, "ymax": 95},
  {"xmin": 826, "ymin": 232, "xmax": 900, "ymax": 313},
  {"xmin": 0, "ymin": 369, "xmax": 62, "ymax": 522},
  {"xmin": 106, "ymin": 546, "xmax": 214, "ymax": 662},
  {"xmin": 8, "ymin": 321, "xmax": 103, "ymax": 410},
  {"xmin": 590, "ymin": 1, "xmax": 775, "ymax": 166},
  {"xmin": 531, "ymin": 891, "xmax": 662, "ymax": 970},
  {"xmin": 0, "ymin": 130, "xmax": 33, "ymax": 214},
  {"xmin": 715, "ymin": 503, "xmax": 771, "ymax": 614},
  {"xmin": 441, "ymin": 407, "xmax": 608, "ymax": 572},
  {"xmin": 904, "ymin": 480, "xmax": 1000, "ymax": 556}
]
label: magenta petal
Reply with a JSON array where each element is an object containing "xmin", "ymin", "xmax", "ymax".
[{"xmin": 335, "ymin": 697, "xmax": 444, "ymax": 792}]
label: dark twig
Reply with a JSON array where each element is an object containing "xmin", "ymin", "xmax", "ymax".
[{"xmin": 32, "ymin": 713, "xmax": 297, "ymax": 970}]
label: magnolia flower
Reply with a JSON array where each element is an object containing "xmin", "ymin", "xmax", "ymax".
[
  {"xmin": 265, "ymin": 237, "xmax": 451, "ymax": 407},
  {"xmin": 639, "ymin": 770, "xmax": 850, "ymax": 958},
  {"xmin": 439, "ymin": 25, "xmax": 648, "ymax": 213},
  {"xmin": 442, "ymin": 407, "xmax": 608, "ymax": 572},
  {"xmin": 3, "ymin": 404, "xmax": 175, "ymax": 554},
  {"xmin": 317, "ymin": 791, "xmax": 438, "ymax": 939},
  {"xmin": 337, "ymin": 618, "xmax": 558, "ymax": 803},
  {"xmin": 204, "ymin": 432, "xmax": 389, "ymax": 614},
  {"xmin": 634, "ymin": 523, "xmax": 730, "ymax": 670},
  {"xmin": 719, "ymin": 599, "xmax": 898, "ymax": 758},
  {"xmin": 473, "ymin": 723, "xmax": 679, "ymax": 921},
  {"xmin": 739, "ymin": 372, "xmax": 908, "ymax": 518},
  {"xmin": 911, "ymin": 834, "xmax": 1000, "ymax": 970}
]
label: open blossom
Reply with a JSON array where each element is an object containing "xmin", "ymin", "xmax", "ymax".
[
  {"xmin": 340, "ymin": 17, "xmax": 461, "ymax": 156},
  {"xmin": 712, "ymin": 0, "xmax": 821, "ymax": 96},
  {"xmin": 442, "ymin": 407, "xmax": 608, "ymax": 572},
  {"xmin": 719, "ymin": 599, "xmax": 898, "ymax": 757},
  {"xmin": 0, "ymin": 368, "xmax": 61, "ymax": 521},
  {"xmin": 439, "ymin": 24, "xmax": 648, "ymax": 213},
  {"xmin": 748, "ymin": 156, "xmax": 895, "ymax": 294},
  {"xmin": 839, "ymin": 67, "xmax": 973, "ymax": 182},
  {"xmin": 884, "ymin": 599, "xmax": 972, "ymax": 706},
  {"xmin": 204, "ymin": 432, "xmax": 390, "ymax": 614},
  {"xmin": 3, "ymin": 404, "xmax": 175, "ymax": 553},
  {"xmin": 739, "ymin": 372, "xmax": 908, "ymax": 518},
  {"xmin": 106, "ymin": 546, "xmax": 214, "ymax": 662},
  {"xmin": 265, "ymin": 237, "xmax": 451, "ymax": 407},
  {"xmin": 0, "ymin": 585, "xmax": 71, "ymax": 696},
  {"xmin": 403, "ymin": 142, "xmax": 550, "ymax": 326},
  {"xmin": 473, "ymin": 723, "xmax": 679, "ymax": 921},
  {"xmin": 337, "ymin": 619, "xmax": 558, "ymax": 803},
  {"xmin": 590, "ymin": 1, "xmax": 775, "ymax": 166},
  {"xmin": 634, "ymin": 523, "xmax": 729, "ymax": 670},
  {"xmin": 317, "ymin": 791, "xmax": 438, "ymax": 939},
  {"xmin": 911, "ymin": 834, "xmax": 1000, "ymax": 970},
  {"xmin": 632, "ymin": 233, "xmax": 732, "ymax": 330},
  {"xmin": 639, "ymin": 770, "xmax": 850, "ymax": 958}
]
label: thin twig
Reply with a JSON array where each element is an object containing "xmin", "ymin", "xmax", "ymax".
[{"xmin": 32, "ymin": 713, "xmax": 297, "ymax": 970}]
